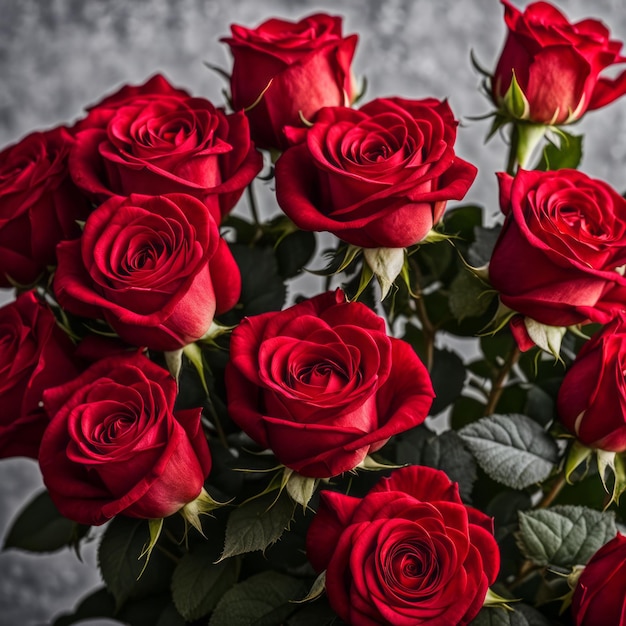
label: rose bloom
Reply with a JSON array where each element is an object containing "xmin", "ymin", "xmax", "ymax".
[
  {"xmin": 0, "ymin": 126, "xmax": 89, "ymax": 288},
  {"xmin": 0, "ymin": 292, "xmax": 78, "ymax": 459},
  {"xmin": 492, "ymin": 0, "xmax": 626, "ymax": 124},
  {"xmin": 306, "ymin": 465, "xmax": 500, "ymax": 626},
  {"xmin": 222, "ymin": 13, "xmax": 358, "ymax": 151},
  {"xmin": 70, "ymin": 74, "xmax": 262, "ymax": 221},
  {"xmin": 40, "ymin": 353, "xmax": 212, "ymax": 526},
  {"xmin": 54, "ymin": 193, "xmax": 240, "ymax": 351},
  {"xmin": 488, "ymin": 169, "xmax": 626, "ymax": 328},
  {"xmin": 571, "ymin": 534, "xmax": 626, "ymax": 626},
  {"xmin": 275, "ymin": 98, "xmax": 477, "ymax": 248},
  {"xmin": 558, "ymin": 316, "xmax": 626, "ymax": 451},
  {"xmin": 225, "ymin": 290, "xmax": 434, "ymax": 477}
]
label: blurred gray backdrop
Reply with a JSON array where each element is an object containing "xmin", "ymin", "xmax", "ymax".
[{"xmin": 1, "ymin": 0, "xmax": 625, "ymax": 624}]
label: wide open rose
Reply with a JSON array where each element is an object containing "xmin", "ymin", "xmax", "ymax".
[
  {"xmin": 222, "ymin": 13, "xmax": 357, "ymax": 151},
  {"xmin": 306, "ymin": 465, "xmax": 500, "ymax": 626},
  {"xmin": 571, "ymin": 534, "xmax": 626, "ymax": 626},
  {"xmin": 488, "ymin": 169, "xmax": 626, "ymax": 328},
  {"xmin": 70, "ymin": 74, "xmax": 262, "ymax": 221},
  {"xmin": 54, "ymin": 193, "xmax": 240, "ymax": 351},
  {"xmin": 225, "ymin": 290, "xmax": 434, "ymax": 477},
  {"xmin": 0, "ymin": 291, "xmax": 78, "ymax": 459},
  {"xmin": 0, "ymin": 126, "xmax": 89, "ymax": 287},
  {"xmin": 40, "ymin": 353, "xmax": 211, "ymax": 525},
  {"xmin": 558, "ymin": 316, "xmax": 626, "ymax": 451},
  {"xmin": 492, "ymin": 1, "xmax": 626, "ymax": 124},
  {"xmin": 275, "ymin": 98, "xmax": 477, "ymax": 248}
]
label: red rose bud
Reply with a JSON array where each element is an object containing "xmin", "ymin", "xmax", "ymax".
[
  {"xmin": 54, "ymin": 193, "xmax": 241, "ymax": 351},
  {"xmin": 0, "ymin": 292, "xmax": 79, "ymax": 459},
  {"xmin": 558, "ymin": 317, "xmax": 626, "ymax": 452},
  {"xmin": 571, "ymin": 534, "xmax": 626, "ymax": 626},
  {"xmin": 40, "ymin": 353, "xmax": 212, "ymax": 526},
  {"xmin": 489, "ymin": 169, "xmax": 626, "ymax": 328},
  {"xmin": 275, "ymin": 97, "xmax": 477, "ymax": 248},
  {"xmin": 222, "ymin": 13, "xmax": 358, "ymax": 151},
  {"xmin": 492, "ymin": 0, "xmax": 626, "ymax": 124},
  {"xmin": 306, "ymin": 465, "xmax": 500, "ymax": 626},
  {"xmin": 225, "ymin": 290, "xmax": 434, "ymax": 477},
  {"xmin": 70, "ymin": 74, "xmax": 262, "ymax": 222},
  {"xmin": 0, "ymin": 126, "xmax": 90, "ymax": 288}
]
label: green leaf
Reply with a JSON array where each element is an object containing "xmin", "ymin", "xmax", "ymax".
[
  {"xmin": 155, "ymin": 603, "xmax": 188, "ymax": 626},
  {"xmin": 468, "ymin": 226, "xmax": 501, "ymax": 268},
  {"xmin": 221, "ymin": 244, "xmax": 286, "ymax": 324},
  {"xmin": 52, "ymin": 588, "xmax": 116, "ymax": 626},
  {"xmin": 209, "ymin": 571, "xmax": 305, "ymax": 626},
  {"xmin": 287, "ymin": 598, "xmax": 338, "ymax": 626},
  {"xmin": 537, "ymin": 131, "xmax": 583, "ymax": 171},
  {"xmin": 275, "ymin": 230, "xmax": 316, "ymax": 279},
  {"xmin": 3, "ymin": 489, "xmax": 87, "ymax": 553},
  {"xmin": 171, "ymin": 543, "xmax": 240, "ymax": 621},
  {"xmin": 394, "ymin": 425, "xmax": 477, "ymax": 501},
  {"xmin": 459, "ymin": 414, "xmax": 559, "ymax": 489},
  {"xmin": 443, "ymin": 204, "xmax": 484, "ymax": 243},
  {"xmin": 98, "ymin": 516, "xmax": 173, "ymax": 609},
  {"xmin": 219, "ymin": 491, "xmax": 296, "ymax": 561},
  {"xmin": 517, "ymin": 505, "xmax": 617, "ymax": 568},
  {"xmin": 470, "ymin": 603, "xmax": 551, "ymax": 625},
  {"xmin": 450, "ymin": 395, "xmax": 486, "ymax": 430},
  {"xmin": 449, "ymin": 269, "xmax": 493, "ymax": 321},
  {"xmin": 430, "ymin": 348, "xmax": 466, "ymax": 414}
]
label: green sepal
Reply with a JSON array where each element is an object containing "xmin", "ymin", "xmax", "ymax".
[
  {"xmin": 137, "ymin": 518, "xmax": 164, "ymax": 578},
  {"xmin": 294, "ymin": 571, "xmax": 326, "ymax": 604},
  {"xmin": 503, "ymin": 71, "xmax": 530, "ymax": 120},
  {"xmin": 565, "ymin": 440, "xmax": 593, "ymax": 484}
]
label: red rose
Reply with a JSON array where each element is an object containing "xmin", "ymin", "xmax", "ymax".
[
  {"xmin": 571, "ymin": 534, "xmax": 626, "ymax": 626},
  {"xmin": 0, "ymin": 292, "xmax": 78, "ymax": 459},
  {"xmin": 70, "ymin": 74, "xmax": 262, "ymax": 221},
  {"xmin": 558, "ymin": 316, "xmax": 626, "ymax": 451},
  {"xmin": 40, "ymin": 352, "xmax": 211, "ymax": 526},
  {"xmin": 0, "ymin": 127, "xmax": 89, "ymax": 288},
  {"xmin": 225, "ymin": 290, "xmax": 434, "ymax": 477},
  {"xmin": 54, "ymin": 193, "xmax": 240, "ymax": 351},
  {"xmin": 222, "ymin": 13, "xmax": 358, "ymax": 151},
  {"xmin": 275, "ymin": 98, "xmax": 477, "ymax": 248},
  {"xmin": 492, "ymin": 0, "xmax": 626, "ymax": 124},
  {"xmin": 488, "ymin": 169, "xmax": 626, "ymax": 327},
  {"xmin": 306, "ymin": 465, "xmax": 500, "ymax": 626}
]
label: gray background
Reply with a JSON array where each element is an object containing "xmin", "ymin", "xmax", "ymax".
[{"xmin": 1, "ymin": 0, "xmax": 625, "ymax": 624}]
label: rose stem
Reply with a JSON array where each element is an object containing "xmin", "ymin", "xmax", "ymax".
[
  {"xmin": 538, "ymin": 473, "xmax": 567, "ymax": 509},
  {"xmin": 409, "ymin": 258, "xmax": 436, "ymax": 372},
  {"xmin": 483, "ymin": 344, "xmax": 521, "ymax": 415},
  {"xmin": 246, "ymin": 181, "xmax": 261, "ymax": 227},
  {"xmin": 505, "ymin": 124, "xmax": 520, "ymax": 176}
]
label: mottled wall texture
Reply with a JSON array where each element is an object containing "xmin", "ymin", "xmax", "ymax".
[{"xmin": 1, "ymin": 0, "xmax": 626, "ymax": 624}]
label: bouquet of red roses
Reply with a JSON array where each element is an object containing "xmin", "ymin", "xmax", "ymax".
[{"xmin": 3, "ymin": 3, "xmax": 626, "ymax": 625}]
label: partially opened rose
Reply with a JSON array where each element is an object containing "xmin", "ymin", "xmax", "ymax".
[
  {"xmin": 54, "ymin": 193, "xmax": 240, "ymax": 351},
  {"xmin": 0, "ymin": 292, "xmax": 78, "ymax": 459},
  {"xmin": 306, "ymin": 465, "xmax": 500, "ymax": 625},
  {"xmin": 70, "ymin": 74, "xmax": 262, "ymax": 221},
  {"xmin": 225, "ymin": 290, "xmax": 434, "ymax": 477},
  {"xmin": 558, "ymin": 316, "xmax": 626, "ymax": 451},
  {"xmin": 222, "ymin": 13, "xmax": 358, "ymax": 151},
  {"xmin": 493, "ymin": 0, "xmax": 626, "ymax": 124},
  {"xmin": 0, "ymin": 126, "xmax": 89, "ymax": 287},
  {"xmin": 489, "ymin": 169, "xmax": 626, "ymax": 328},
  {"xmin": 40, "ymin": 353, "xmax": 212, "ymax": 526},
  {"xmin": 275, "ymin": 97, "xmax": 477, "ymax": 248},
  {"xmin": 571, "ymin": 534, "xmax": 626, "ymax": 626}
]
